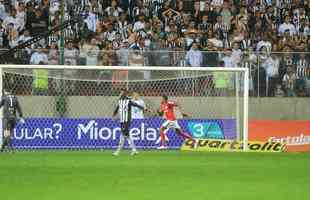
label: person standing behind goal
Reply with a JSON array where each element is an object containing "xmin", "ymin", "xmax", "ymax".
[
  {"xmin": 0, "ymin": 88, "xmax": 25, "ymax": 152},
  {"xmin": 131, "ymin": 92, "xmax": 145, "ymax": 119},
  {"xmin": 112, "ymin": 89, "xmax": 151, "ymax": 156}
]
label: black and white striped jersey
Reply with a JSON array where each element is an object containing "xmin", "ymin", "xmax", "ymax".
[{"xmin": 113, "ymin": 96, "xmax": 145, "ymax": 123}]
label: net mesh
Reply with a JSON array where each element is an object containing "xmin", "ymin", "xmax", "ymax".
[{"xmin": 1, "ymin": 67, "xmax": 246, "ymax": 149}]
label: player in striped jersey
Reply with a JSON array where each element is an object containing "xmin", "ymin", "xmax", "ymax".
[
  {"xmin": 0, "ymin": 88, "xmax": 25, "ymax": 152},
  {"xmin": 112, "ymin": 89, "xmax": 150, "ymax": 156}
]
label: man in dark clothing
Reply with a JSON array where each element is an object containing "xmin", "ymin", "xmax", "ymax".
[{"xmin": 0, "ymin": 89, "xmax": 25, "ymax": 152}]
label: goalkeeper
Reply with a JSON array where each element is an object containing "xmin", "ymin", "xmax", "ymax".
[{"xmin": 0, "ymin": 88, "xmax": 25, "ymax": 152}]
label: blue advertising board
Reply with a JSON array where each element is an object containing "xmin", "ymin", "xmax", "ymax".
[{"xmin": 10, "ymin": 118, "xmax": 236, "ymax": 149}]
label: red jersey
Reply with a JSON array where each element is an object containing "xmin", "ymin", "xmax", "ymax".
[{"xmin": 160, "ymin": 101, "xmax": 176, "ymax": 121}]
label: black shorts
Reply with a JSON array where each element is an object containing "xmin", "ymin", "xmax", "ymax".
[
  {"xmin": 120, "ymin": 122, "xmax": 131, "ymax": 137},
  {"xmin": 3, "ymin": 118, "xmax": 17, "ymax": 130}
]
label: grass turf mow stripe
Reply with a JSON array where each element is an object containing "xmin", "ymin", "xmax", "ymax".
[{"xmin": 0, "ymin": 151, "xmax": 309, "ymax": 200}]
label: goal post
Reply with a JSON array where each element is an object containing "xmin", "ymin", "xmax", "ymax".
[{"xmin": 0, "ymin": 65, "xmax": 249, "ymax": 151}]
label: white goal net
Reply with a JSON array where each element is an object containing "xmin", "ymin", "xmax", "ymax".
[{"xmin": 0, "ymin": 65, "xmax": 249, "ymax": 150}]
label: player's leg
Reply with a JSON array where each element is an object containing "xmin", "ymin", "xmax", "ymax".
[
  {"xmin": 113, "ymin": 134, "xmax": 124, "ymax": 156},
  {"xmin": 113, "ymin": 123, "xmax": 126, "ymax": 156},
  {"xmin": 175, "ymin": 128, "xmax": 194, "ymax": 140},
  {"xmin": 1, "ymin": 130, "xmax": 8, "ymax": 152},
  {"xmin": 173, "ymin": 121, "xmax": 194, "ymax": 141},
  {"xmin": 123, "ymin": 122, "xmax": 138, "ymax": 155},
  {"xmin": 158, "ymin": 121, "xmax": 169, "ymax": 149},
  {"xmin": 1, "ymin": 129, "xmax": 11, "ymax": 152},
  {"xmin": 6, "ymin": 120, "xmax": 16, "ymax": 152},
  {"xmin": 1, "ymin": 119, "xmax": 10, "ymax": 152}
]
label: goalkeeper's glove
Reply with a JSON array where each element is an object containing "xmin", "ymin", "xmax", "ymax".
[{"xmin": 19, "ymin": 117, "xmax": 25, "ymax": 124}]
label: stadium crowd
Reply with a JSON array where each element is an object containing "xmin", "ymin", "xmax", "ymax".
[{"xmin": 0, "ymin": 0, "xmax": 309, "ymax": 97}]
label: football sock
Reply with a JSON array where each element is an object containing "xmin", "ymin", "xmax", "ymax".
[
  {"xmin": 127, "ymin": 136, "xmax": 137, "ymax": 152},
  {"xmin": 115, "ymin": 135, "xmax": 125, "ymax": 153},
  {"xmin": 159, "ymin": 130, "xmax": 166, "ymax": 146},
  {"xmin": 1, "ymin": 137, "xmax": 8, "ymax": 152},
  {"xmin": 7, "ymin": 137, "xmax": 13, "ymax": 151},
  {"xmin": 178, "ymin": 130, "xmax": 194, "ymax": 141}
]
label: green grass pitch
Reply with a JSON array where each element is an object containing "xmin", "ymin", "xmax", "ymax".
[{"xmin": 0, "ymin": 151, "xmax": 309, "ymax": 200}]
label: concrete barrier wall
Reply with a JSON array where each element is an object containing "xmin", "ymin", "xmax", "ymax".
[{"xmin": 18, "ymin": 96, "xmax": 310, "ymax": 120}]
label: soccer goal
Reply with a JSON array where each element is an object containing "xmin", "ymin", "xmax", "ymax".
[{"xmin": 0, "ymin": 65, "xmax": 249, "ymax": 151}]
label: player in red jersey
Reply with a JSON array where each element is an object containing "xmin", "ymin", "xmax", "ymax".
[{"xmin": 157, "ymin": 95, "xmax": 195, "ymax": 149}]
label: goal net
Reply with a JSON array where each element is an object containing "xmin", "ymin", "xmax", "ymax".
[{"xmin": 0, "ymin": 65, "xmax": 249, "ymax": 151}]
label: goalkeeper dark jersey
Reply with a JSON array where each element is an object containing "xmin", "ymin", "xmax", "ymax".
[{"xmin": 0, "ymin": 95, "xmax": 23, "ymax": 119}]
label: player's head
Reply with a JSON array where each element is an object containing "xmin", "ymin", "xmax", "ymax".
[
  {"xmin": 120, "ymin": 88, "xmax": 129, "ymax": 98},
  {"xmin": 161, "ymin": 95, "xmax": 168, "ymax": 102},
  {"xmin": 132, "ymin": 92, "xmax": 140, "ymax": 100}
]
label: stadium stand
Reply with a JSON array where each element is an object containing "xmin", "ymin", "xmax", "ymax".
[{"xmin": 0, "ymin": 0, "xmax": 309, "ymax": 96}]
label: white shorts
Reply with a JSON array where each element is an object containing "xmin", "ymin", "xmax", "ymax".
[{"xmin": 161, "ymin": 120, "xmax": 181, "ymax": 130}]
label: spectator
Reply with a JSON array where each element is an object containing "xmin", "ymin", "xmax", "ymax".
[
  {"xmin": 103, "ymin": 22, "xmax": 117, "ymax": 42},
  {"xmin": 278, "ymin": 15, "xmax": 297, "ymax": 36},
  {"xmin": 6, "ymin": 23, "xmax": 18, "ymax": 48},
  {"xmin": 186, "ymin": 42, "xmax": 203, "ymax": 67},
  {"xmin": 231, "ymin": 42, "xmax": 242, "ymax": 67},
  {"xmin": 302, "ymin": 20, "xmax": 309, "ymax": 36},
  {"xmin": 64, "ymin": 40, "xmax": 78, "ymax": 65},
  {"xmin": 0, "ymin": 0, "xmax": 6, "ymax": 21},
  {"xmin": 27, "ymin": 6, "xmax": 48, "ymax": 46},
  {"xmin": 30, "ymin": 45, "xmax": 48, "ymax": 64},
  {"xmin": 129, "ymin": 46, "xmax": 144, "ymax": 66},
  {"xmin": 105, "ymin": 0, "xmax": 124, "ymax": 18},
  {"xmin": 133, "ymin": 14, "xmax": 146, "ymax": 32},
  {"xmin": 221, "ymin": 49, "xmax": 234, "ymax": 68},
  {"xmin": 84, "ymin": 6, "xmax": 97, "ymax": 33},
  {"xmin": 116, "ymin": 39, "xmax": 129, "ymax": 65},
  {"xmin": 0, "ymin": 18, "xmax": 8, "ymax": 48},
  {"xmin": 3, "ymin": 8, "xmax": 20, "ymax": 31},
  {"xmin": 184, "ymin": 29, "xmax": 198, "ymax": 49},
  {"xmin": 283, "ymin": 65, "xmax": 297, "ymax": 97},
  {"xmin": 208, "ymin": 30, "xmax": 224, "ymax": 49},
  {"xmin": 261, "ymin": 52, "xmax": 280, "ymax": 96},
  {"xmin": 116, "ymin": 13, "xmax": 130, "ymax": 40},
  {"xmin": 16, "ymin": 1, "xmax": 26, "ymax": 31},
  {"xmin": 279, "ymin": 46, "xmax": 294, "ymax": 79},
  {"xmin": 274, "ymin": 84, "xmax": 285, "ymax": 97},
  {"xmin": 296, "ymin": 52, "xmax": 309, "ymax": 79},
  {"xmin": 221, "ymin": 0, "xmax": 232, "ymax": 29},
  {"xmin": 48, "ymin": 41, "xmax": 59, "ymax": 65},
  {"xmin": 256, "ymin": 33, "xmax": 272, "ymax": 54},
  {"xmin": 86, "ymin": 38, "xmax": 100, "ymax": 66}
]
